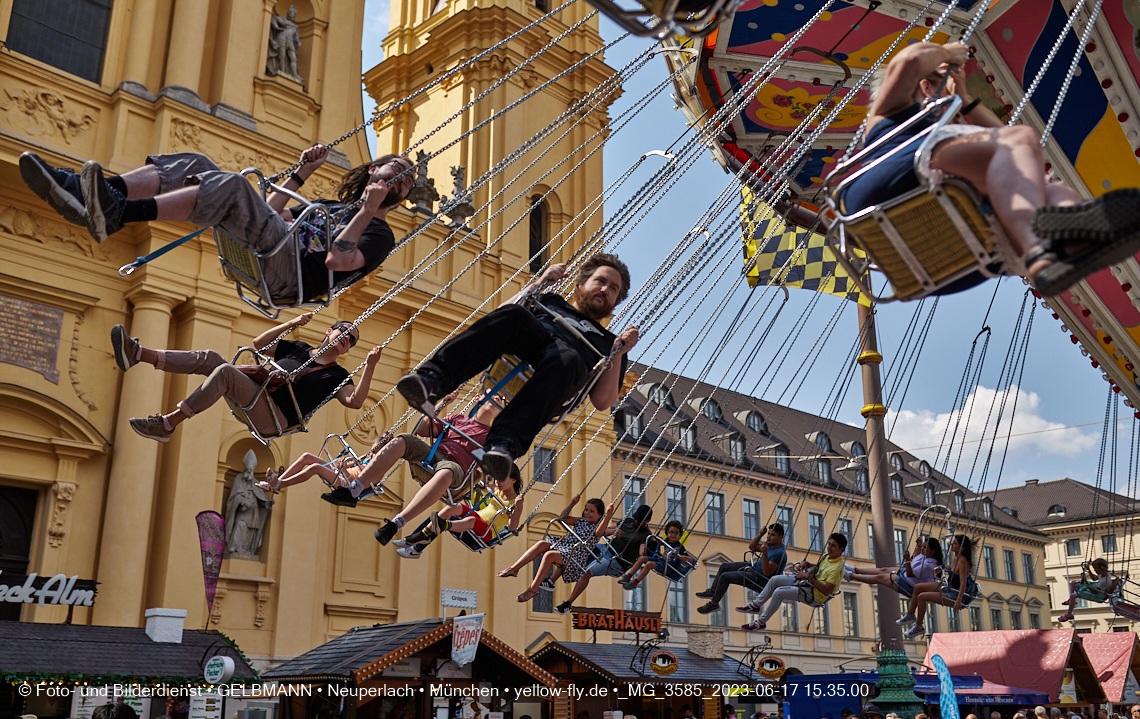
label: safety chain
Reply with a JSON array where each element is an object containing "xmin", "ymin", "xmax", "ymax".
[{"xmin": 1040, "ymin": 0, "xmax": 1105, "ymax": 144}]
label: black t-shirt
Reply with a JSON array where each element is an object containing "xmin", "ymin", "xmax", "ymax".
[
  {"xmin": 533, "ymin": 293, "xmax": 629, "ymax": 380},
  {"xmin": 608, "ymin": 516, "xmax": 653, "ymax": 564},
  {"xmin": 269, "ymin": 340, "xmax": 353, "ymax": 426},
  {"xmin": 292, "ymin": 200, "xmax": 396, "ymax": 302}
]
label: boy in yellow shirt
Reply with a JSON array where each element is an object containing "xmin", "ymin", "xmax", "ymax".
[{"xmin": 741, "ymin": 532, "xmax": 847, "ymax": 631}]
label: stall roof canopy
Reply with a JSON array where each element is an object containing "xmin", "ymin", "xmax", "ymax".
[
  {"xmin": 531, "ymin": 641, "xmax": 747, "ymax": 684},
  {"xmin": 0, "ymin": 622, "xmax": 257, "ymax": 682},
  {"xmin": 264, "ymin": 619, "xmax": 556, "ymax": 686},
  {"xmin": 1082, "ymin": 632, "xmax": 1140, "ymax": 703},
  {"xmin": 924, "ymin": 629, "xmax": 1105, "ymax": 703}
]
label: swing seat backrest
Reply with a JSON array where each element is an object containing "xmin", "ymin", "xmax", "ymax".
[
  {"xmin": 1111, "ymin": 598, "xmax": 1140, "ymax": 622},
  {"xmin": 1076, "ymin": 584, "xmax": 1108, "ymax": 602},
  {"xmin": 824, "ymin": 94, "xmax": 1007, "ymax": 303},
  {"xmin": 482, "ymin": 355, "xmax": 534, "ymax": 405},
  {"xmin": 223, "ymin": 347, "xmax": 307, "ymax": 446}
]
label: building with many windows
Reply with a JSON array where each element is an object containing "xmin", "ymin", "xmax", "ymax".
[
  {"xmin": 601, "ymin": 363, "xmax": 1052, "ymax": 671},
  {"xmin": 988, "ymin": 478, "xmax": 1140, "ymax": 632}
]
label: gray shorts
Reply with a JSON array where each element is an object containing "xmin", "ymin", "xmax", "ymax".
[
  {"xmin": 147, "ymin": 152, "xmax": 297, "ymax": 299},
  {"xmin": 398, "ymin": 433, "xmax": 467, "ymax": 490}
]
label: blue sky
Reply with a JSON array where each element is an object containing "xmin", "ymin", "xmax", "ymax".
[{"xmin": 359, "ymin": 0, "xmax": 1132, "ymax": 496}]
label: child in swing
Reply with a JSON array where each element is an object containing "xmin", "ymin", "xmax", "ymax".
[
  {"xmin": 392, "ymin": 464, "xmax": 525, "ymax": 559},
  {"xmin": 1058, "ymin": 557, "xmax": 1119, "ymax": 622},
  {"xmin": 619, "ymin": 519, "xmax": 697, "ymax": 589}
]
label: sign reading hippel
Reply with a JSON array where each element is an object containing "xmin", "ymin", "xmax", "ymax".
[{"xmin": 571, "ymin": 608, "xmax": 662, "ymax": 632}]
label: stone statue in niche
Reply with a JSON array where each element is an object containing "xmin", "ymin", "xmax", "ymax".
[
  {"xmin": 225, "ymin": 450, "xmax": 274, "ymax": 559},
  {"xmin": 266, "ymin": 5, "xmax": 303, "ymax": 82}
]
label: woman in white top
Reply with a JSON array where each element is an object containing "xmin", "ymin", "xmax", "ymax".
[
  {"xmin": 1058, "ymin": 557, "xmax": 1118, "ymax": 622},
  {"xmin": 849, "ymin": 536, "xmax": 943, "ymax": 598}
]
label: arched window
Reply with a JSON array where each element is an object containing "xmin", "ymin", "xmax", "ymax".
[
  {"xmin": 701, "ymin": 399, "xmax": 723, "ymax": 423},
  {"xmin": 745, "ymin": 411, "xmax": 765, "ymax": 433},
  {"xmin": 1048, "ymin": 504, "xmax": 1066, "ymax": 517},
  {"xmin": 919, "ymin": 461, "xmax": 932, "ymax": 478},
  {"xmin": 849, "ymin": 442, "xmax": 866, "ymax": 460},
  {"xmin": 815, "ymin": 433, "xmax": 831, "ymax": 452},
  {"xmin": 648, "ymin": 384, "xmax": 675, "ymax": 410},
  {"xmin": 889, "ymin": 453, "xmax": 904, "ymax": 472},
  {"xmin": 528, "ymin": 197, "xmax": 548, "ymax": 274}
]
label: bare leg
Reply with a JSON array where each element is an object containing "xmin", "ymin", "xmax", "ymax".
[
  {"xmin": 850, "ymin": 573, "xmax": 893, "ymax": 586},
  {"xmin": 635, "ymin": 563, "xmax": 653, "ymax": 583},
  {"xmin": 118, "ymin": 165, "xmax": 162, "ymax": 198},
  {"xmin": 154, "ymin": 186, "xmax": 199, "ymax": 221},
  {"xmin": 397, "ymin": 468, "xmax": 455, "ymax": 522},
  {"xmin": 276, "ymin": 453, "xmax": 340, "ymax": 489},
  {"xmin": 565, "ymin": 570, "xmax": 594, "ymax": 604},
  {"xmin": 500, "ymin": 540, "xmax": 551, "ymax": 577},
  {"xmin": 520, "ymin": 551, "xmax": 562, "ymax": 601},
  {"xmin": 448, "ymin": 516, "xmax": 477, "ymax": 533},
  {"xmin": 355, "ymin": 437, "xmax": 408, "ymax": 487}
]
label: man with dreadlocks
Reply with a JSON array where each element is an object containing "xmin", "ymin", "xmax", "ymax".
[
  {"xmin": 19, "ymin": 145, "xmax": 413, "ymax": 303},
  {"xmin": 376, "ymin": 254, "xmax": 639, "ymax": 545}
]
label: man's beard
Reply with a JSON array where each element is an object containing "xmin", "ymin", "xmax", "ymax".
[{"xmin": 573, "ymin": 286, "xmax": 615, "ymax": 320}]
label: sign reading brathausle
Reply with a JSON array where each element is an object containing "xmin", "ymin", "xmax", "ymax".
[{"xmin": 571, "ymin": 608, "xmax": 661, "ymax": 632}]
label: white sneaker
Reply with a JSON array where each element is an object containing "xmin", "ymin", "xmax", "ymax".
[
  {"xmin": 904, "ymin": 622, "xmax": 925, "ymax": 639},
  {"xmin": 397, "ymin": 544, "xmax": 424, "ymax": 559},
  {"xmin": 896, "ymin": 612, "xmax": 916, "ymax": 626}
]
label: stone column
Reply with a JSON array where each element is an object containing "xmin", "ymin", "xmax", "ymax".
[
  {"xmin": 120, "ymin": 0, "xmax": 158, "ymax": 100},
  {"xmin": 93, "ymin": 291, "xmax": 178, "ymax": 627},
  {"xmin": 159, "ymin": 0, "xmax": 211, "ymax": 111}
]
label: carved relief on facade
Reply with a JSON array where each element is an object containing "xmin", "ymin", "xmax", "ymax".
[
  {"xmin": 48, "ymin": 481, "xmax": 77, "ymax": 548},
  {"xmin": 0, "ymin": 88, "xmax": 94, "ymax": 144},
  {"xmin": 69, "ymin": 313, "xmax": 97, "ymax": 411},
  {"xmin": 169, "ymin": 119, "xmax": 276, "ymax": 174},
  {"xmin": 347, "ymin": 402, "xmax": 387, "ymax": 447},
  {"xmin": 0, "ymin": 206, "xmax": 109, "ymax": 261},
  {"xmin": 210, "ymin": 586, "xmax": 228, "ymax": 624},
  {"xmin": 255, "ymin": 586, "xmax": 271, "ymax": 628}
]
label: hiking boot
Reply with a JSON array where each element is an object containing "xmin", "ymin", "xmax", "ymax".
[
  {"xmin": 539, "ymin": 577, "xmax": 556, "ymax": 593},
  {"xmin": 321, "ymin": 487, "xmax": 358, "ymax": 507},
  {"xmin": 374, "ymin": 519, "xmax": 398, "ymax": 546},
  {"xmin": 20, "ymin": 152, "xmax": 85, "ymax": 226},
  {"xmin": 697, "ymin": 601, "xmax": 721, "ymax": 615},
  {"xmin": 80, "ymin": 161, "xmax": 126, "ymax": 242},
  {"xmin": 397, "ymin": 544, "xmax": 426, "ymax": 559},
  {"xmin": 478, "ymin": 444, "xmax": 514, "ymax": 482},
  {"xmin": 396, "ymin": 371, "xmax": 442, "ymax": 417},
  {"xmin": 110, "ymin": 324, "xmax": 140, "ymax": 372},
  {"xmin": 130, "ymin": 415, "xmax": 173, "ymax": 443},
  {"xmin": 555, "ymin": 600, "xmax": 572, "ymax": 615}
]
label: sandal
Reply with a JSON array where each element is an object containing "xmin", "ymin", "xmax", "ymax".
[
  {"xmin": 498, "ymin": 567, "xmax": 519, "ymax": 578},
  {"xmin": 259, "ymin": 468, "xmax": 282, "ymax": 494},
  {"xmin": 1029, "ymin": 189, "xmax": 1140, "ymax": 295},
  {"xmin": 517, "ymin": 587, "xmax": 539, "ymax": 602}
]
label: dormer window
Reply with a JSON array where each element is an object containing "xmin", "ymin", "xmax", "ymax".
[
  {"xmin": 814, "ymin": 432, "xmax": 832, "ymax": 452},
  {"xmin": 924, "ymin": 485, "xmax": 935, "ymax": 505},
  {"xmin": 955, "ymin": 492, "xmax": 965, "ymax": 513},
  {"xmin": 648, "ymin": 384, "xmax": 676, "ymax": 410},
  {"xmin": 1048, "ymin": 504, "xmax": 1066, "ymax": 517},
  {"xmin": 849, "ymin": 442, "xmax": 866, "ymax": 461},
  {"xmin": 745, "ymin": 411, "xmax": 766, "ymax": 433},
  {"xmin": 891, "ymin": 475, "xmax": 904, "ymax": 501},
  {"xmin": 890, "ymin": 453, "xmax": 904, "ymax": 472},
  {"xmin": 729, "ymin": 437, "xmax": 745, "ymax": 462},
  {"xmin": 855, "ymin": 467, "xmax": 868, "ymax": 492},
  {"xmin": 919, "ymin": 461, "xmax": 932, "ymax": 478},
  {"xmin": 982, "ymin": 499, "xmax": 993, "ymax": 519},
  {"xmin": 626, "ymin": 412, "xmax": 643, "ymax": 440},
  {"xmin": 772, "ymin": 446, "xmax": 790, "ymax": 474},
  {"xmin": 818, "ymin": 459, "xmax": 832, "ymax": 484},
  {"xmin": 680, "ymin": 424, "xmax": 697, "ymax": 451},
  {"xmin": 1003, "ymin": 506, "xmax": 1019, "ymax": 519},
  {"xmin": 701, "ymin": 399, "xmax": 724, "ymax": 423}
]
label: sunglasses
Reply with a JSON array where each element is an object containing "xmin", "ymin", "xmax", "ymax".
[{"xmin": 332, "ymin": 325, "xmax": 358, "ymax": 347}]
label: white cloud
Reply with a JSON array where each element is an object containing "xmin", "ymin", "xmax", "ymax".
[{"xmin": 885, "ymin": 384, "xmax": 1100, "ymax": 468}]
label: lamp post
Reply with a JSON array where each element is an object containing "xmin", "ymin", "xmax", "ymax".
[{"xmin": 857, "ymin": 298, "xmax": 924, "ymax": 719}]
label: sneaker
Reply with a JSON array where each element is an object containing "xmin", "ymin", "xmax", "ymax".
[
  {"xmin": 695, "ymin": 589, "xmax": 715, "ymax": 599},
  {"xmin": 903, "ymin": 622, "xmax": 926, "ymax": 639},
  {"xmin": 393, "ymin": 538, "xmax": 410, "ymax": 548},
  {"xmin": 129, "ymin": 415, "xmax": 173, "ymax": 443},
  {"xmin": 397, "ymin": 544, "xmax": 426, "ymax": 559},
  {"xmin": 478, "ymin": 445, "xmax": 514, "ymax": 482},
  {"xmin": 321, "ymin": 487, "xmax": 358, "ymax": 508},
  {"xmin": 396, "ymin": 372, "xmax": 442, "ymax": 417},
  {"xmin": 110, "ymin": 324, "xmax": 140, "ymax": 372},
  {"xmin": 81, "ymin": 161, "xmax": 126, "ymax": 243},
  {"xmin": 555, "ymin": 600, "xmax": 572, "ymax": 615},
  {"xmin": 736, "ymin": 602, "xmax": 762, "ymax": 614},
  {"xmin": 896, "ymin": 612, "xmax": 917, "ymax": 627},
  {"xmin": 618, "ymin": 574, "xmax": 633, "ymax": 587},
  {"xmin": 20, "ymin": 152, "xmax": 85, "ymax": 226},
  {"xmin": 696, "ymin": 601, "xmax": 721, "ymax": 615},
  {"xmin": 539, "ymin": 577, "xmax": 556, "ymax": 593},
  {"xmin": 374, "ymin": 519, "xmax": 398, "ymax": 546},
  {"xmin": 742, "ymin": 619, "xmax": 766, "ymax": 631}
]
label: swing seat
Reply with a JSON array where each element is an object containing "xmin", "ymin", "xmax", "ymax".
[
  {"xmin": 214, "ymin": 168, "xmax": 336, "ymax": 320},
  {"xmin": 224, "ymin": 347, "xmax": 307, "ymax": 446},
  {"xmin": 653, "ymin": 556, "xmax": 697, "ymax": 582},
  {"xmin": 1076, "ymin": 585, "xmax": 1108, "ymax": 603},
  {"xmin": 1111, "ymin": 598, "xmax": 1140, "ymax": 622},
  {"xmin": 584, "ymin": 0, "xmax": 736, "ymax": 39},
  {"xmin": 482, "ymin": 355, "xmax": 534, "ymax": 404},
  {"xmin": 824, "ymin": 94, "xmax": 1009, "ymax": 303},
  {"xmin": 447, "ymin": 486, "xmax": 517, "ymax": 552}
]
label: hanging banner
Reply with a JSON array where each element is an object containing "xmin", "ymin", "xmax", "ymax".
[
  {"xmin": 931, "ymin": 654, "xmax": 960, "ymax": 719},
  {"xmin": 451, "ymin": 613, "xmax": 485, "ymax": 666},
  {"xmin": 195, "ymin": 511, "xmax": 226, "ymax": 615}
]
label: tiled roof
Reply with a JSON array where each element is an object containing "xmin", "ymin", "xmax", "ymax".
[
  {"xmin": 264, "ymin": 620, "xmax": 444, "ymax": 680},
  {"xmin": 532, "ymin": 641, "xmax": 747, "ymax": 683},
  {"xmin": 988, "ymin": 478, "xmax": 1140, "ymax": 525},
  {"xmin": 615, "ymin": 363, "xmax": 1041, "ymax": 536},
  {"xmin": 0, "ymin": 624, "xmax": 257, "ymax": 680}
]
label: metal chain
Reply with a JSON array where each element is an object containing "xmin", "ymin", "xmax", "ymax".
[
  {"xmin": 1040, "ymin": 0, "xmax": 1105, "ymax": 144},
  {"xmin": 1009, "ymin": 0, "xmax": 1091, "ymax": 123}
]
